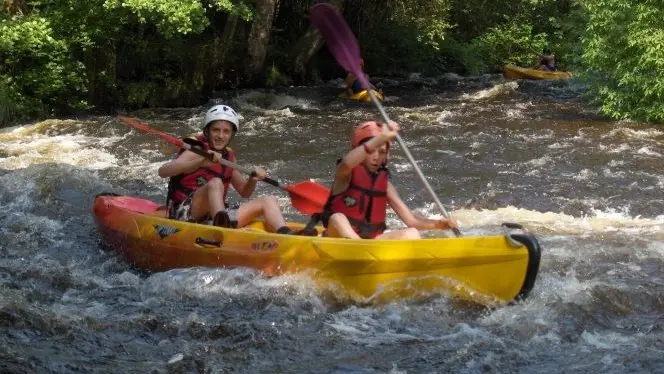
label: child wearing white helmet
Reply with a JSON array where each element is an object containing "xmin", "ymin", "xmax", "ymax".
[{"xmin": 158, "ymin": 104, "xmax": 303, "ymax": 234}]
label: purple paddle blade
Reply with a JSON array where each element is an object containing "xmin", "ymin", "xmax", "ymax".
[{"xmin": 309, "ymin": 3, "xmax": 371, "ymax": 90}]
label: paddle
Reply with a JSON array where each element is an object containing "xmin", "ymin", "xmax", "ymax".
[
  {"xmin": 116, "ymin": 115, "xmax": 329, "ymax": 215},
  {"xmin": 310, "ymin": 3, "xmax": 461, "ymax": 237}
]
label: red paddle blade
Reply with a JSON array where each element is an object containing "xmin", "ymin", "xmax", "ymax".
[
  {"xmin": 284, "ymin": 181, "xmax": 330, "ymax": 215},
  {"xmin": 117, "ymin": 115, "xmax": 185, "ymax": 149},
  {"xmin": 309, "ymin": 3, "xmax": 371, "ymax": 90}
]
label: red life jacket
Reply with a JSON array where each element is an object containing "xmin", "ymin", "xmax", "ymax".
[
  {"xmin": 326, "ymin": 165, "xmax": 389, "ymax": 239},
  {"xmin": 166, "ymin": 135, "xmax": 235, "ymax": 207}
]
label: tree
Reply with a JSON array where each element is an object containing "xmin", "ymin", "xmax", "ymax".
[
  {"xmin": 245, "ymin": 0, "xmax": 278, "ymax": 84},
  {"xmin": 582, "ymin": 0, "xmax": 664, "ymax": 123}
]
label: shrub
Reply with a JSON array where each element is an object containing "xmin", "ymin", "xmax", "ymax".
[
  {"xmin": 581, "ymin": 1, "xmax": 664, "ymax": 123},
  {"xmin": 0, "ymin": 16, "xmax": 89, "ymax": 122}
]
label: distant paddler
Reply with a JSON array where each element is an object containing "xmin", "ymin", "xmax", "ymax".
[{"xmin": 345, "ymin": 58, "xmax": 383, "ymax": 98}]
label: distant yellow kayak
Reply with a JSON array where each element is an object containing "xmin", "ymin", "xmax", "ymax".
[
  {"xmin": 338, "ymin": 89, "xmax": 384, "ymax": 103},
  {"xmin": 503, "ymin": 64, "xmax": 573, "ymax": 80},
  {"xmin": 93, "ymin": 194, "xmax": 542, "ymax": 306}
]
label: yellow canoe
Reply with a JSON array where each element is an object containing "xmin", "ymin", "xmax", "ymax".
[
  {"xmin": 503, "ymin": 64, "xmax": 573, "ymax": 80},
  {"xmin": 338, "ymin": 89, "xmax": 384, "ymax": 103},
  {"xmin": 92, "ymin": 194, "xmax": 541, "ymax": 306}
]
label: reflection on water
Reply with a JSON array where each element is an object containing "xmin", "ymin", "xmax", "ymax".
[{"xmin": 1, "ymin": 75, "xmax": 663, "ymax": 373}]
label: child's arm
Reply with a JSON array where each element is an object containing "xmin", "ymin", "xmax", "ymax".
[
  {"xmin": 231, "ymin": 166, "xmax": 266, "ymax": 198},
  {"xmin": 336, "ymin": 122, "xmax": 398, "ymax": 177},
  {"xmin": 387, "ymin": 183, "xmax": 458, "ymax": 230},
  {"xmin": 158, "ymin": 150, "xmax": 218, "ymax": 178}
]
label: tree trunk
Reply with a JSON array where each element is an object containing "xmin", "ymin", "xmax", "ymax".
[
  {"xmin": 291, "ymin": 26, "xmax": 326, "ymax": 84},
  {"xmin": 245, "ymin": 0, "xmax": 278, "ymax": 84},
  {"xmin": 85, "ymin": 40, "xmax": 117, "ymax": 110},
  {"xmin": 2, "ymin": 0, "xmax": 27, "ymax": 15},
  {"xmin": 217, "ymin": 15, "xmax": 239, "ymax": 68},
  {"xmin": 291, "ymin": 0, "xmax": 346, "ymax": 83},
  {"xmin": 207, "ymin": 14, "xmax": 239, "ymax": 91}
]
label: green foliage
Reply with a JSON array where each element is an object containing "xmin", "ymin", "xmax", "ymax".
[
  {"xmin": 436, "ymin": 37, "xmax": 485, "ymax": 75},
  {"xmin": 353, "ymin": 0, "xmax": 454, "ymax": 75},
  {"xmin": 581, "ymin": 0, "xmax": 664, "ymax": 123},
  {"xmin": 102, "ymin": 0, "xmax": 253, "ymax": 37},
  {"xmin": 553, "ymin": 3, "xmax": 587, "ymax": 70},
  {"xmin": 472, "ymin": 22, "xmax": 548, "ymax": 72},
  {"xmin": 103, "ymin": 0, "xmax": 208, "ymax": 36},
  {"xmin": 445, "ymin": 0, "xmax": 579, "ymax": 73},
  {"xmin": 0, "ymin": 81, "xmax": 16, "ymax": 126},
  {"xmin": 210, "ymin": 0, "xmax": 253, "ymax": 21},
  {"xmin": 13, "ymin": 0, "xmax": 658, "ymax": 126},
  {"xmin": 449, "ymin": 0, "xmax": 570, "ymax": 40},
  {"xmin": 389, "ymin": 0, "xmax": 452, "ymax": 51},
  {"xmin": 0, "ymin": 15, "xmax": 89, "ymax": 122},
  {"xmin": 265, "ymin": 64, "xmax": 291, "ymax": 87}
]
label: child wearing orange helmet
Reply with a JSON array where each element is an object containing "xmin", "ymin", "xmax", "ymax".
[{"xmin": 322, "ymin": 120, "xmax": 457, "ymax": 239}]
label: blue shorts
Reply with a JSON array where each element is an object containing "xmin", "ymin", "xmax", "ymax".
[{"xmin": 351, "ymin": 80, "xmax": 363, "ymax": 94}]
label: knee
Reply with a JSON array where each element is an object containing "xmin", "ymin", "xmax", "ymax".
[
  {"xmin": 328, "ymin": 213, "xmax": 346, "ymax": 226},
  {"xmin": 258, "ymin": 195, "xmax": 279, "ymax": 207},
  {"xmin": 404, "ymin": 227, "xmax": 421, "ymax": 239},
  {"xmin": 206, "ymin": 178, "xmax": 225, "ymax": 192},
  {"xmin": 328, "ymin": 213, "xmax": 353, "ymax": 231}
]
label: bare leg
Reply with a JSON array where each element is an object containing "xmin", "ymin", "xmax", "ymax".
[
  {"xmin": 327, "ymin": 213, "xmax": 362, "ymax": 239},
  {"xmin": 190, "ymin": 178, "xmax": 226, "ymax": 221},
  {"xmin": 236, "ymin": 195, "xmax": 287, "ymax": 229},
  {"xmin": 376, "ymin": 227, "xmax": 421, "ymax": 240}
]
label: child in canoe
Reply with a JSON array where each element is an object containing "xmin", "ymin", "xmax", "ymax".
[
  {"xmin": 158, "ymin": 104, "xmax": 309, "ymax": 235},
  {"xmin": 321, "ymin": 120, "xmax": 458, "ymax": 239},
  {"xmin": 538, "ymin": 48, "xmax": 556, "ymax": 71},
  {"xmin": 345, "ymin": 58, "xmax": 382, "ymax": 97}
]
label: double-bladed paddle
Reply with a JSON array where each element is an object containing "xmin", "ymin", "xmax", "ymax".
[
  {"xmin": 310, "ymin": 3, "xmax": 461, "ymax": 237},
  {"xmin": 116, "ymin": 115, "xmax": 329, "ymax": 215}
]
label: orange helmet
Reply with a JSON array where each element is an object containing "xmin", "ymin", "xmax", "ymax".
[
  {"xmin": 352, "ymin": 121, "xmax": 392, "ymax": 164},
  {"xmin": 351, "ymin": 121, "xmax": 381, "ymax": 148}
]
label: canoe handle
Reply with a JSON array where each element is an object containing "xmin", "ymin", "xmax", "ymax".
[
  {"xmin": 501, "ymin": 222, "xmax": 525, "ymax": 247},
  {"xmin": 195, "ymin": 237, "xmax": 223, "ymax": 247}
]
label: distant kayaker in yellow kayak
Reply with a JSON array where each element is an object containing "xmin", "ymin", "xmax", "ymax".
[
  {"xmin": 345, "ymin": 58, "xmax": 382, "ymax": 96},
  {"xmin": 158, "ymin": 104, "xmax": 304, "ymax": 235},
  {"xmin": 538, "ymin": 48, "xmax": 556, "ymax": 71},
  {"xmin": 321, "ymin": 120, "xmax": 457, "ymax": 239}
]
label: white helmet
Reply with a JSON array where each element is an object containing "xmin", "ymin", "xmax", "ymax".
[{"xmin": 203, "ymin": 104, "xmax": 239, "ymax": 132}]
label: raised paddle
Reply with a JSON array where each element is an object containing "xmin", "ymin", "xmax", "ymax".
[
  {"xmin": 309, "ymin": 3, "xmax": 461, "ymax": 237},
  {"xmin": 116, "ymin": 115, "xmax": 329, "ymax": 215}
]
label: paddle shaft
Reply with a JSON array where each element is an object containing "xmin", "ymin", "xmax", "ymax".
[
  {"xmin": 367, "ymin": 90, "xmax": 462, "ymax": 237},
  {"xmin": 183, "ymin": 141, "xmax": 330, "ymax": 214},
  {"xmin": 116, "ymin": 114, "xmax": 329, "ymax": 215},
  {"xmin": 181, "ymin": 142, "xmax": 282, "ymax": 189}
]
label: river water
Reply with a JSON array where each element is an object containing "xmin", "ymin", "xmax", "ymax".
[{"xmin": 1, "ymin": 75, "xmax": 663, "ymax": 373}]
